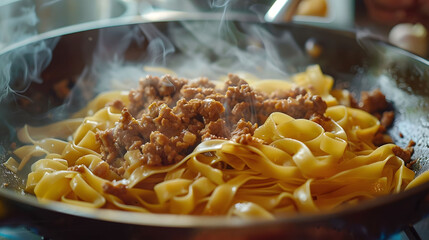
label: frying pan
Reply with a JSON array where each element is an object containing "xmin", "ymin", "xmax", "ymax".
[{"xmin": 1, "ymin": 13, "xmax": 429, "ymax": 239}]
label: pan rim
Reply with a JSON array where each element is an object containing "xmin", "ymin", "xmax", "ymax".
[
  {"xmin": 1, "ymin": 180, "xmax": 429, "ymax": 228},
  {"xmin": 1, "ymin": 17, "xmax": 429, "ymax": 231}
]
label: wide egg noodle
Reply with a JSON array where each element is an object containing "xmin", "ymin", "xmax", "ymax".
[{"xmin": 7, "ymin": 66, "xmax": 423, "ymax": 219}]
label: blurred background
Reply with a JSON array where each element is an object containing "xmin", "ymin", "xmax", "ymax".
[
  {"xmin": 1, "ymin": 0, "xmax": 428, "ymax": 56},
  {"xmin": 0, "ymin": 0, "xmax": 348, "ymax": 50}
]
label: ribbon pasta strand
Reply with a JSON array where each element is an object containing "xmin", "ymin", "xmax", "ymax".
[{"xmin": 6, "ymin": 66, "xmax": 424, "ymax": 219}]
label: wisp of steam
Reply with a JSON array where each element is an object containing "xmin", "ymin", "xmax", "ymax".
[
  {"xmin": 0, "ymin": 0, "xmax": 60, "ymax": 140},
  {"xmin": 0, "ymin": 0, "xmax": 57, "ymax": 103},
  {"xmin": 0, "ymin": 0, "xmax": 310, "ymax": 135}
]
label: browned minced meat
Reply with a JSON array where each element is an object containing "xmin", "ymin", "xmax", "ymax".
[
  {"xmin": 354, "ymin": 89, "xmax": 396, "ymax": 146},
  {"xmin": 356, "ymin": 90, "xmax": 417, "ymax": 167},
  {"xmin": 110, "ymin": 100, "xmax": 125, "ymax": 111},
  {"xmin": 359, "ymin": 89, "xmax": 390, "ymax": 114},
  {"xmin": 127, "ymin": 75, "xmax": 188, "ymax": 117},
  {"xmin": 103, "ymin": 182, "xmax": 127, "ymax": 197},
  {"xmin": 392, "ymin": 140, "xmax": 416, "ymax": 164},
  {"xmin": 380, "ymin": 111, "xmax": 395, "ymax": 129},
  {"xmin": 97, "ymin": 74, "xmax": 328, "ymax": 170},
  {"xmin": 353, "ymin": 89, "xmax": 393, "ymax": 126},
  {"xmin": 372, "ymin": 110, "xmax": 396, "ymax": 145},
  {"xmin": 268, "ymin": 87, "xmax": 309, "ymax": 101},
  {"xmin": 230, "ymin": 119, "xmax": 261, "ymax": 145}
]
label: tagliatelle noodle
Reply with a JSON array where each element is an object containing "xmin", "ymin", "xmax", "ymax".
[{"xmin": 9, "ymin": 65, "xmax": 422, "ymax": 218}]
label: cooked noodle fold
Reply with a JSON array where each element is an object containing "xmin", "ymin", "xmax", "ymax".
[{"xmin": 10, "ymin": 66, "xmax": 422, "ymax": 218}]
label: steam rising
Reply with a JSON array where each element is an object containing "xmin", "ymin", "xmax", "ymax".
[
  {"xmin": 0, "ymin": 0, "xmax": 62, "ymax": 103},
  {"xmin": 59, "ymin": 17, "xmax": 307, "ymax": 117},
  {"xmin": 0, "ymin": 0, "xmax": 46, "ymax": 102},
  {"xmin": 170, "ymin": 21, "xmax": 305, "ymax": 77},
  {"xmin": 3, "ymin": 39, "xmax": 58, "ymax": 99},
  {"xmin": 0, "ymin": 0, "xmax": 38, "ymax": 50},
  {"xmin": 209, "ymin": 0, "xmax": 230, "ymax": 8},
  {"xmin": 0, "ymin": 1, "xmax": 309, "ymax": 128}
]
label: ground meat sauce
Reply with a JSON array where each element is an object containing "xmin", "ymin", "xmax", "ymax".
[
  {"xmin": 96, "ymin": 74, "xmax": 328, "ymax": 169},
  {"xmin": 355, "ymin": 89, "xmax": 415, "ymax": 165},
  {"xmin": 358, "ymin": 89, "xmax": 396, "ymax": 146},
  {"xmin": 96, "ymin": 75, "xmax": 414, "ymax": 172}
]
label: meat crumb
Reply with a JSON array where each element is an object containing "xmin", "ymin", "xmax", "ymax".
[
  {"xmin": 103, "ymin": 182, "xmax": 127, "ymax": 196},
  {"xmin": 406, "ymin": 159, "xmax": 417, "ymax": 168},
  {"xmin": 380, "ymin": 111, "xmax": 394, "ymax": 129},
  {"xmin": 231, "ymin": 119, "xmax": 262, "ymax": 146},
  {"xmin": 359, "ymin": 89, "xmax": 390, "ymax": 114},
  {"xmin": 111, "ymin": 100, "xmax": 125, "ymax": 111},
  {"xmin": 392, "ymin": 140, "xmax": 415, "ymax": 164},
  {"xmin": 97, "ymin": 74, "xmax": 328, "ymax": 172},
  {"xmin": 357, "ymin": 89, "xmax": 395, "ymax": 146}
]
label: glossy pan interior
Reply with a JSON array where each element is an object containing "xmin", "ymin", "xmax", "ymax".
[{"xmin": 1, "ymin": 19, "xmax": 429, "ymax": 239}]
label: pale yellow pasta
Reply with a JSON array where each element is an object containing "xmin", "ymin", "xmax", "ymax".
[{"xmin": 6, "ymin": 65, "xmax": 425, "ymax": 219}]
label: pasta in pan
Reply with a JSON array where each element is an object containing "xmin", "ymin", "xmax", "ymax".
[{"xmin": 6, "ymin": 65, "xmax": 429, "ymax": 218}]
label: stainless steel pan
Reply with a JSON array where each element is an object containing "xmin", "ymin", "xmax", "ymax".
[{"xmin": 1, "ymin": 16, "xmax": 429, "ymax": 239}]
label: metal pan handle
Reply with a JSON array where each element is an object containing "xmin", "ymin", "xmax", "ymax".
[{"xmin": 264, "ymin": 0, "xmax": 302, "ymax": 23}]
